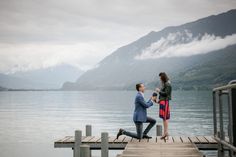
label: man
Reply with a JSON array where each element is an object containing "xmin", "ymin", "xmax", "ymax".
[{"xmin": 116, "ymin": 83, "xmax": 157, "ymax": 139}]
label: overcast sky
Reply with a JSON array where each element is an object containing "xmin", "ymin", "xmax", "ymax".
[{"xmin": 0, "ymin": 0, "xmax": 236, "ymax": 73}]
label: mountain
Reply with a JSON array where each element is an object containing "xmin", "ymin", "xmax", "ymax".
[
  {"xmin": 62, "ymin": 9, "xmax": 236, "ymax": 90},
  {"xmin": 0, "ymin": 86, "xmax": 8, "ymax": 91},
  {"xmin": 0, "ymin": 73, "xmax": 40, "ymax": 89},
  {"xmin": 0, "ymin": 64, "xmax": 83, "ymax": 89}
]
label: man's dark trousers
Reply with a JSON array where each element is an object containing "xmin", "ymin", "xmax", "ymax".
[{"xmin": 123, "ymin": 116, "xmax": 156, "ymax": 139}]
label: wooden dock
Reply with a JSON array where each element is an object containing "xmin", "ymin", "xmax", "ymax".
[
  {"xmin": 54, "ymin": 124, "xmax": 221, "ymax": 157},
  {"xmin": 54, "ymin": 135, "xmax": 218, "ymax": 150}
]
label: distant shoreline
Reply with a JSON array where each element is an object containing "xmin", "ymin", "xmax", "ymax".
[
  {"xmin": 0, "ymin": 88, "xmax": 211, "ymax": 91},
  {"xmin": 0, "ymin": 88, "xmax": 60, "ymax": 91}
]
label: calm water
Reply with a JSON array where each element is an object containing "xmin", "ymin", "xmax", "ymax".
[{"xmin": 0, "ymin": 90, "xmax": 214, "ymax": 157}]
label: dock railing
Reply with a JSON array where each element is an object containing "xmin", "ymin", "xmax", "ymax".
[{"xmin": 213, "ymin": 82, "xmax": 236, "ymax": 157}]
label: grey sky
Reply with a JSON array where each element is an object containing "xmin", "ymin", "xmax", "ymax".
[{"xmin": 0, "ymin": 0, "xmax": 236, "ymax": 73}]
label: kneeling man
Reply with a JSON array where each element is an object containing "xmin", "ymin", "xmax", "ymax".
[{"xmin": 116, "ymin": 83, "xmax": 157, "ymax": 139}]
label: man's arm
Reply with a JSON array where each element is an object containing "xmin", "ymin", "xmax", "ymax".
[{"xmin": 137, "ymin": 96, "xmax": 153, "ymax": 108}]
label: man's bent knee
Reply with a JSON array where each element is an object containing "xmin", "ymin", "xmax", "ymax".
[{"xmin": 150, "ymin": 119, "xmax": 156, "ymax": 124}]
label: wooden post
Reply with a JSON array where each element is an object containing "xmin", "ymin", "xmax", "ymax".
[
  {"xmin": 228, "ymin": 88, "xmax": 236, "ymax": 157},
  {"xmin": 85, "ymin": 125, "xmax": 92, "ymax": 157},
  {"xmin": 80, "ymin": 145, "xmax": 90, "ymax": 157},
  {"xmin": 86, "ymin": 125, "xmax": 92, "ymax": 136},
  {"xmin": 156, "ymin": 125, "xmax": 162, "ymax": 136},
  {"xmin": 74, "ymin": 130, "xmax": 82, "ymax": 157},
  {"xmin": 231, "ymin": 88, "xmax": 236, "ymax": 147},
  {"xmin": 217, "ymin": 131, "xmax": 224, "ymax": 157},
  {"xmin": 101, "ymin": 132, "xmax": 109, "ymax": 157}
]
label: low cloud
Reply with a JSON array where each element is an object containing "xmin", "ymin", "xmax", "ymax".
[
  {"xmin": 0, "ymin": 42, "xmax": 116, "ymax": 73},
  {"xmin": 135, "ymin": 32, "xmax": 236, "ymax": 60}
]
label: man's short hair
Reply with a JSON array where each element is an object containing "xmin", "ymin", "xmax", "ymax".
[{"xmin": 136, "ymin": 83, "xmax": 143, "ymax": 91}]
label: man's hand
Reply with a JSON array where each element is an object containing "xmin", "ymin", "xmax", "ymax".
[{"xmin": 155, "ymin": 88, "xmax": 160, "ymax": 92}]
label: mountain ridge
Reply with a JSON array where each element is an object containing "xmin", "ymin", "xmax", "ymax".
[{"xmin": 99, "ymin": 9, "xmax": 236, "ymax": 64}]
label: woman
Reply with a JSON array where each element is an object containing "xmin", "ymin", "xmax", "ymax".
[{"xmin": 156, "ymin": 72, "xmax": 172, "ymax": 140}]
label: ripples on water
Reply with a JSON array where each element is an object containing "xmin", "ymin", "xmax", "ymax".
[{"xmin": 0, "ymin": 90, "xmax": 215, "ymax": 157}]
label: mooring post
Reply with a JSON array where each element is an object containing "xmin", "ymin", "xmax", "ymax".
[
  {"xmin": 101, "ymin": 132, "xmax": 109, "ymax": 157},
  {"xmin": 74, "ymin": 130, "xmax": 82, "ymax": 157},
  {"xmin": 86, "ymin": 125, "xmax": 92, "ymax": 136},
  {"xmin": 80, "ymin": 145, "xmax": 90, "ymax": 157},
  {"xmin": 230, "ymin": 88, "xmax": 236, "ymax": 148},
  {"xmin": 229, "ymin": 88, "xmax": 236, "ymax": 157},
  {"xmin": 85, "ymin": 125, "xmax": 92, "ymax": 157},
  {"xmin": 217, "ymin": 131, "xmax": 224, "ymax": 157},
  {"xmin": 156, "ymin": 125, "xmax": 162, "ymax": 136}
]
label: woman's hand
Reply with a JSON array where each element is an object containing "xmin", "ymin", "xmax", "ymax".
[{"xmin": 155, "ymin": 88, "xmax": 160, "ymax": 92}]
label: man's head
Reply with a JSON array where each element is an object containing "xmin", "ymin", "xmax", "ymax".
[{"xmin": 136, "ymin": 83, "xmax": 145, "ymax": 93}]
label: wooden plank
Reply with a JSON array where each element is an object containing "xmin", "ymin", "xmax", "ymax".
[
  {"xmin": 97, "ymin": 135, "xmax": 114, "ymax": 143},
  {"xmin": 165, "ymin": 136, "xmax": 174, "ymax": 143},
  {"xmin": 108, "ymin": 136, "xmax": 117, "ymax": 143},
  {"xmin": 196, "ymin": 136, "xmax": 208, "ymax": 143},
  {"xmin": 181, "ymin": 136, "xmax": 191, "ymax": 143},
  {"xmin": 126, "ymin": 143, "xmax": 195, "ymax": 147},
  {"xmin": 121, "ymin": 142, "xmax": 203, "ymax": 157},
  {"xmin": 65, "ymin": 136, "xmax": 75, "ymax": 143},
  {"xmin": 189, "ymin": 136, "xmax": 200, "ymax": 143},
  {"xmin": 120, "ymin": 154, "xmax": 202, "ymax": 157},
  {"xmin": 121, "ymin": 155, "xmax": 201, "ymax": 156},
  {"xmin": 123, "ymin": 149, "xmax": 200, "ymax": 153},
  {"xmin": 89, "ymin": 136, "xmax": 100, "ymax": 143},
  {"xmin": 173, "ymin": 136, "xmax": 182, "ymax": 143},
  {"xmin": 123, "ymin": 136, "xmax": 132, "ymax": 143},
  {"xmin": 148, "ymin": 136, "xmax": 156, "ymax": 143},
  {"xmin": 114, "ymin": 135, "xmax": 126, "ymax": 143},
  {"xmin": 56, "ymin": 136, "xmax": 72, "ymax": 142},
  {"xmin": 124, "ymin": 147, "xmax": 199, "ymax": 150},
  {"xmin": 131, "ymin": 138, "xmax": 140, "ymax": 143},
  {"xmin": 204, "ymin": 136, "xmax": 216, "ymax": 143},
  {"xmin": 139, "ymin": 138, "xmax": 148, "ymax": 143},
  {"xmin": 82, "ymin": 136, "xmax": 95, "ymax": 142},
  {"xmin": 56, "ymin": 136, "xmax": 88, "ymax": 143},
  {"xmin": 156, "ymin": 136, "xmax": 165, "ymax": 143},
  {"xmin": 121, "ymin": 154, "xmax": 201, "ymax": 157}
]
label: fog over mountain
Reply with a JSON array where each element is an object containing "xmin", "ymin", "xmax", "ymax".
[
  {"xmin": 0, "ymin": 64, "xmax": 83, "ymax": 89},
  {"xmin": 62, "ymin": 9, "xmax": 236, "ymax": 90},
  {"xmin": 136, "ymin": 32, "xmax": 236, "ymax": 59}
]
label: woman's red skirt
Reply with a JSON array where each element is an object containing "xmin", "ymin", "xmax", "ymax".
[{"xmin": 159, "ymin": 100, "xmax": 170, "ymax": 120}]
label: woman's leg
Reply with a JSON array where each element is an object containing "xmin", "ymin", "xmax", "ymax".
[
  {"xmin": 163, "ymin": 120, "xmax": 169, "ymax": 135},
  {"xmin": 160, "ymin": 119, "xmax": 169, "ymax": 140},
  {"xmin": 164, "ymin": 100, "xmax": 169, "ymax": 135},
  {"xmin": 163, "ymin": 120, "xmax": 166, "ymax": 135}
]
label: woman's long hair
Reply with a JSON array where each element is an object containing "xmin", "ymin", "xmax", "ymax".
[{"xmin": 159, "ymin": 72, "xmax": 169, "ymax": 87}]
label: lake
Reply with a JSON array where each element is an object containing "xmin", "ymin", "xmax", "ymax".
[{"xmin": 0, "ymin": 90, "xmax": 215, "ymax": 157}]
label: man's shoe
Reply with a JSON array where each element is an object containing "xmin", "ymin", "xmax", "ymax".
[
  {"xmin": 143, "ymin": 134, "xmax": 152, "ymax": 139},
  {"xmin": 116, "ymin": 129, "xmax": 124, "ymax": 139}
]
